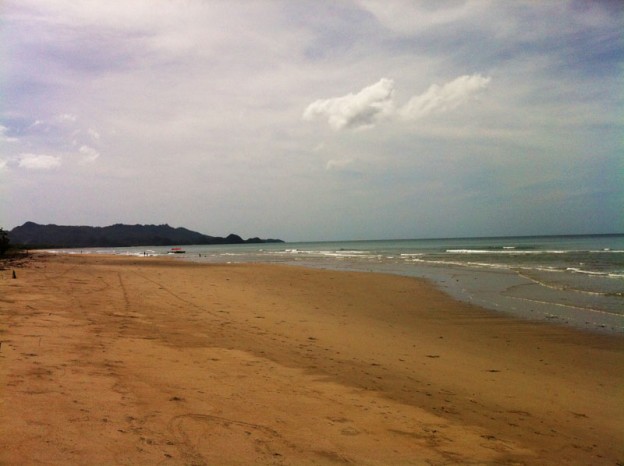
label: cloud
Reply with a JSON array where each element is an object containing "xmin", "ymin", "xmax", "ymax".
[
  {"xmin": 0, "ymin": 125, "xmax": 18, "ymax": 143},
  {"xmin": 326, "ymin": 158, "xmax": 354, "ymax": 171},
  {"xmin": 399, "ymin": 74, "xmax": 491, "ymax": 120},
  {"xmin": 79, "ymin": 145, "xmax": 100, "ymax": 163},
  {"xmin": 0, "ymin": 159, "xmax": 7, "ymax": 171},
  {"xmin": 18, "ymin": 153, "xmax": 62, "ymax": 170},
  {"xmin": 58, "ymin": 113, "xmax": 77, "ymax": 123},
  {"xmin": 357, "ymin": 0, "xmax": 480, "ymax": 34},
  {"xmin": 303, "ymin": 78, "xmax": 395, "ymax": 130},
  {"xmin": 304, "ymin": 75, "xmax": 490, "ymax": 130}
]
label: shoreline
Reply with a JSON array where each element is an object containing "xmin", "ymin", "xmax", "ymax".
[
  {"xmin": 1, "ymin": 253, "xmax": 623, "ymax": 464},
  {"xmin": 42, "ymin": 238, "xmax": 624, "ymax": 336},
  {"xmin": 268, "ymin": 258, "xmax": 624, "ymax": 336}
]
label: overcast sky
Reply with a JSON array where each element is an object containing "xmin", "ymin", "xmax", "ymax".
[{"xmin": 1, "ymin": 1, "xmax": 622, "ymax": 241}]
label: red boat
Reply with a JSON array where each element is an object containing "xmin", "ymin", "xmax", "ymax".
[{"xmin": 168, "ymin": 247, "xmax": 186, "ymax": 254}]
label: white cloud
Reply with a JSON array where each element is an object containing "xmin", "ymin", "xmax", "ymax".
[
  {"xmin": 78, "ymin": 145, "xmax": 100, "ymax": 163},
  {"xmin": 0, "ymin": 125, "xmax": 18, "ymax": 143},
  {"xmin": 400, "ymin": 74, "xmax": 491, "ymax": 120},
  {"xmin": 18, "ymin": 153, "xmax": 62, "ymax": 170},
  {"xmin": 303, "ymin": 78, "xmax": 395, "ymax": 130},
  {"xmin": 357, "ymin": 0, "xmax": 480, "ymax": 34},
  {"xmin": 0, "ymin": 159, "xmax": 7, "ymax": 171},
  {"xmin": 88, "ymin": 128, "xmax": 101, "ymax": 140},
  {"xmin": 326, "ymin": 158, "xmax": 354, "ymax": 171},
  {"xmin": 313, "ymin": 143, "xmax": 325, "ymax": 152},
  {"xmin": 58, "ymin": 113, "xmax": 77, "ymax": 123},
  {"xmin": 304, "ymin": 75, "xmax": 490, "ymax": 130}
]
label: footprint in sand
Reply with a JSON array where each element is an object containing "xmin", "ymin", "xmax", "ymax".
[{"xmin": 166, "ymin": 413, "xmax": 298, "ymax": 463}]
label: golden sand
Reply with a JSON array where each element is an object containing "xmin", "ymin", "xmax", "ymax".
[{"xmin": 1, "ymin": 254, "xmax": 622, "ymax": 464}]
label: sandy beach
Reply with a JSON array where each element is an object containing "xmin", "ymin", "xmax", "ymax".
[{"xmin": 1, "ymin": 253, "xmax": 622, "ymax": 465}]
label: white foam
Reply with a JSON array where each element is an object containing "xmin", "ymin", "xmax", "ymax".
[
  {"xmin": 445, "ymin": 249, "xmax": 567, "ymax": 255},
  {"xmin": 567, "ymin": 267, "xmax": 624, "ymax": 278}
]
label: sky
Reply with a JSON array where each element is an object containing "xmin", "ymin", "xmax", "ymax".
[{"xmin": 1, "ymin": 0, "xmax": 622, "ymax": 241}]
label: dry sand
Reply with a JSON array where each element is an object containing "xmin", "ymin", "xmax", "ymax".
[{"xmin": 1, "ymin": 253, "xmax": 622, "ymax": 465}]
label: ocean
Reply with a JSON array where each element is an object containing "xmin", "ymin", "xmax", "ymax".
[{"xmin": 50, "ymin": 234, "xmax": 624, "ymax": 334}]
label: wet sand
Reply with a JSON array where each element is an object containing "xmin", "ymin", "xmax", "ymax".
[{"xmin": 1, "ymin": 253, "xmax": 622, "ymax": 465}]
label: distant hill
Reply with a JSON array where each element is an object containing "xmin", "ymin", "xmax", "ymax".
[{"xmin": 8, "ymin": 222, "xmax": 283, "ymax": 248}]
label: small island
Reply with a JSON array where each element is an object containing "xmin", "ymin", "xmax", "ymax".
[{"xmin": 8, "ymin": 221, "xmax": 283, "ymax": 249}]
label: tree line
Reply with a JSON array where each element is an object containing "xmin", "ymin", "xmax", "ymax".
[{"xmin": 0, "ymin": 227, "xmax": 10, "ymax": 256}]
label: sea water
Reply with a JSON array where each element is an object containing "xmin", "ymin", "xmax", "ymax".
[{"xmin": 51, "ymin": 234, "xmax": 624, "ymax": 334}]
